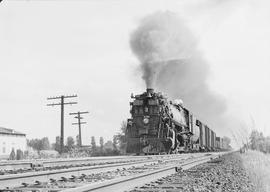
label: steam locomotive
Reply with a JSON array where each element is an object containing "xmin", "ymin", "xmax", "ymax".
[{"xmin": 126, "ymin": 88, "xmax": 228, "ymax": 154}]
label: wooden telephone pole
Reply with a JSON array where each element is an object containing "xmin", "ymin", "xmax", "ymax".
[
  {"xmin": 70, "ymin": 111, "xmax": 89, "ymax": 147},
  {"xmin": 47, "ymin": 95, "xmax": 77, "ymax": 153}
]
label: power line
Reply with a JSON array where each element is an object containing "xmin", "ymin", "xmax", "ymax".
[
  {"xmin": 47, "ymin": 95, "xmax": 77, "ymax": 153},
  {"xmin": 70, "ymin": 111, "xmax": 89, "ymax": 147}
]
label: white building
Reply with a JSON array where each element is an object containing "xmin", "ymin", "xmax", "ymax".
[{"xmin": 0, "ymin": 127, "xmax": 27, "ymax": 159}]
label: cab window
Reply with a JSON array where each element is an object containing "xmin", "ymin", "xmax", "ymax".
[
  {"xmin": 133, "ymin": 106, "xmax": 143, "ymax": 115},
  {"xmin": 139, "ymin": 107, "xmax": 143, "ymax": 114},
  {"xmin": 149, "ymin": 106, "xmax": 159, "ymax": 114}
]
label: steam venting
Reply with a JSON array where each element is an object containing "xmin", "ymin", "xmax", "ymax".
[{"xmin": 130, "ymin": 11, "xmax": 229, "ymax": 133}]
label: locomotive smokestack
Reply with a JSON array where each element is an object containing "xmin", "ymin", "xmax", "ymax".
[
  {"xmin": 146, "ymin": 88, "xmax": 154, "ymax": 97},
  {"xmin": 147, "ymin": 88, "xmax": 154, "ymax": 94}
]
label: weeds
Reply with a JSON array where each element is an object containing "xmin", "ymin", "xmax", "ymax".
[{"xmin": 241, "ymin": 150, "xmax": 270, "ymax": 192}]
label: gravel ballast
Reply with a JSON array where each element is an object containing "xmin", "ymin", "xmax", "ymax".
[{"xmin": 129, "ymin": 152, "xmax": 255, "ymax": 192}]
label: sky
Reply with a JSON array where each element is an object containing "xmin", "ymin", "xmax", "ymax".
[{"xmin": 0, "ymin": 0, "xmax": 270, "ymax": 146}]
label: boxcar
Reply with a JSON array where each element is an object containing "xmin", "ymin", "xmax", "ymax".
[
  {"xmin": 190, "ymin": 115, "xmax": 200, "ymax": 150},
  {"xmin": 220, "ymin": 138, "xmax": 224, "ymax": 149},
  {"xmin": 197, "ymin": 121, "xmax": 206, "ymax": 149},
  {"xmin": 216, "ymin": 137, "xmax": 221, "ymax": 149},
  {"xmin": 205, "ymin": 125, "xmax": 210, "ymax": 150},
  {"xmin": 210, "ymin": 130, "xmax": 216, "ymax": 150}
]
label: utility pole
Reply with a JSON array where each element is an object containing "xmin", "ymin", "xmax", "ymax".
[
  {"xmin": 70, "ymin": 111, "xmax": 89, "ymax": 147},
  {"xmin": 47, "ymin": 95, "xmax": 77, "ymax": 153}
]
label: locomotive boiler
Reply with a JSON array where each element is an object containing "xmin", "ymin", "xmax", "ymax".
[{"xmin": 126, "ymin": 88, "xmax": 202, "ymax": 154}]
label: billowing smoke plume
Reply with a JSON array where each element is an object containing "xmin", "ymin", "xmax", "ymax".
[
  {"xmin": 130, "ymin": 11, "xmax": 196, "ymax": 88},
  {"xmin": 130, "ymin": 11, "xmax": 228, "ymax": 132}
]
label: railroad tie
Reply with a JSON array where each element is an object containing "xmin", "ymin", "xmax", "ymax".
[{"xmin": 21, "ymin": 182, "xmax": 29, "ymax": 187}]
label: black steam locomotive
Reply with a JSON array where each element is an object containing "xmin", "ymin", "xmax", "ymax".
[{"xmin": 126, "ymin": 88, "xmax": 227, "ymax": 154}]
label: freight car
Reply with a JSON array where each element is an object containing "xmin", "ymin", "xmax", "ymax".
[{"xmin": 126, "ymin": 89, "xmax": 227, "ymax": 154}]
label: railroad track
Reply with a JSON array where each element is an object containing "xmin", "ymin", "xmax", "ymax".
[
  {"xmin": 0, "ymin": 152, "xmax": 227, "ymax": 192},
  {"xmin": 0, "ymin": 155, "xmax": 150, "ymax": 175},
  {"xmin": 0, "ymin": 153, "xmax": 206, "ymax": 176},
  {"xmin": 0, "ymin": 157, "xmax": 157, "ymax": 188},
  {"xmin": 62, "ymin": 153, "xmax": 224, "ymax": 192}
]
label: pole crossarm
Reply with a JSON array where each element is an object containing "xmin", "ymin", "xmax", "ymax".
[
  {"xmin": 47, "ymin": 102, "xmax": 77, "ymax": 106},
  {"xmin": 47, "ymin": 103, "xmax": 61, "ymax": 106},
  {"xmin": 47, "ymin": 95, "xmax": 77, "ymax": 100},
  {"xmin": 69, "ymin": 111, "xmax": 89, "ymax": 115},
  {"xmin": 74, "ymin": 116, "xmax": 83, "ymax": 119},
  {"xmin": 72, "ymin": 122, "xmax": 87, "ymax": 125},
  {"xmin": 63, "ymin": 102, "xmax": 78, "ymax": 105}
]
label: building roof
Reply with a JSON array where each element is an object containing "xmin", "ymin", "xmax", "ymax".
[{"xmin": 0, "ymin": 127, "xmax": 26, "ymax": 136}]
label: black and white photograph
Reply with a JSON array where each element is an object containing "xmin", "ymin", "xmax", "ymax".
[{"xmin": 0, "ymin": 0, "xmax": 270, "ymax": 191}]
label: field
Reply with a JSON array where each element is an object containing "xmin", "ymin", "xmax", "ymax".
[{"xmin": 241, "ymin": 150, "xmax": 270, "ymax": 192}]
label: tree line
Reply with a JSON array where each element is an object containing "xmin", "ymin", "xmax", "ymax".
[
  {"xmin": 26, "ymin": 121, "xmax": 127, "ymax": 158},
  {"xmin": 248, "ymin": 130, "xmax": 270, "ymax": 153},
  {"xmin": 26, "ymin": 135, "xmax": 124, "ymax": 156}
]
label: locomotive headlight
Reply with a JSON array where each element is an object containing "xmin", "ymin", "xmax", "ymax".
[{"xmin": 143, "ymin": 117, "xmax": 149, "ymax": 124}]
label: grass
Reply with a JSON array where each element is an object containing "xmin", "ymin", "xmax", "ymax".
[{"xmin": 241, "ymin": 150, "xmax": 270, "ymax": 192}]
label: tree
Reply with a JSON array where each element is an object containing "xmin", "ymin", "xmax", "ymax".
[
  {"xmin": 41, "ymin": 137, "xmax": 50, "ymax": 150},
  {"xmin": 27, "ymin": 137, "xmax": 51, "ymax": 151},
  {"xmin": 9, "ymin": 148, "xmax": 16, "ymax": 160},
  {"xmin": 76, "ymin": 135, "xmax": 80, "ymax": 146},
  {"xmin": 27, "ymin": 139, "xmax": 42, "ymax": 151},
  {"xmin": 66, "ymin": 136, "xmax": 75, "ymax": 152},
  {"xmin": 104, "ymin": 140, "xmax": 113, "ymax": 150},
  {"xmin": 250, "ymin": 130, "xmax": 261, "ymax": 150},
  {"xmin": 100, "ymin": 137, "xmax": 104, "ymax": 152},
  {"xmin": 16, "ymin": 149, "xmax": 23, "ymax": 160},
  {"xmin": 265, "ymin": 136, "xmax": 270, "ymax": 153},
  {"xmin": 103, "ymin": 140, "xmax": 114, "ymax": 155},
  {"xmin": 248, "ymin": 130, "xmax": 270, "ymax": 153},
  {"xmin": 91, "ymin": 136, "xmax": 97, "ymax": 153},
  {"xmin": 54, "ymin": 136, "xmax": 61, "ymax": 153},
  {"xmin": 222, "ymin": 136, "xmax": 231, "ymax": 149},
  {"xmin": 113, "ymin": 136, "xmax": 118, "ymax": 151},
  {"xmin": 113, "ymin": 121, "xmax": 127, "ymax": 154}
]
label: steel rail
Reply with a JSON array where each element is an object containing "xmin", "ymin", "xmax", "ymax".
[
  {"xmin": 0, "ymin": 152, "xmax": 205, "ymax": 172},
  {"xmin": 0, "ymin": 153, "xmax": 192, "ymax": 170},
  {"xmin": 62, "ymin": 153, "xmax": 221, "ymax": 192},
  {"xmin": 0, "ymin": 155, "xmax": 147, "ymax": 169},
  {"xmin": 0, "ymin": 153, "xmax": 213, "ymax": 189},
  {"xmin": 0, "ymin": 158, "xmax": 160, "ymax": 188},
  {"xmin": 0, "ymin": 152, "xmax": 230, "ymax": 191}
]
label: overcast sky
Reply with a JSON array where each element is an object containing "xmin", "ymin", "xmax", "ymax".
[{"xmin": 1, "ymin": 0, "xmax": 270, "ymax": 146}]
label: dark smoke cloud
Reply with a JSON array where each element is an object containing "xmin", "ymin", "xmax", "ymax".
[
  {"xmin": 156, "ymin": 59, "xmax": 227, "ymax": 129},
  {"xmin": 130, "ymin": 11, "xmax": 196, "ymax": 88},
  {"xmin": 130, "ymin": 11, "xmax": 228, "ymax": 132}
]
